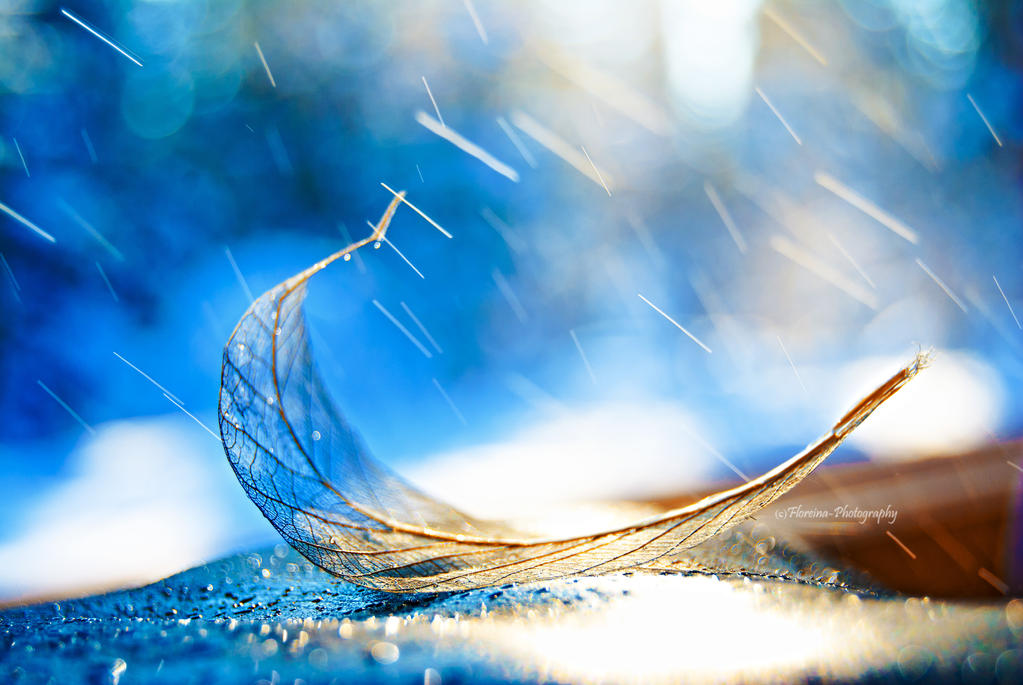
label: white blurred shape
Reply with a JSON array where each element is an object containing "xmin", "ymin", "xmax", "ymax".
[
  {"xmin": 0, "ymin": 416, "xmax": 272, "ymax": 601},
  {"xmin": 496, "ymin": 575, "xmax": 841, "ymax": 681},
  {"xmin": 661, "ymin": 0, "xmax": 762, "ymax": 127},
  {"xmin": 836, "ymin": 351, "xmax": 1003, "ymax": 459},
  {"xmin": 533, "ymin": 0, "xmax": 656, "ymax": 66},
  {"xmin": 408, "ymin": 402, "xmax": 716, "ymax": 527}
]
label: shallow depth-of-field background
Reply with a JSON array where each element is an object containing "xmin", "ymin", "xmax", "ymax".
[{"xmin": 1, "ymin": 0, "xmax": 1021, "ymax": 602}]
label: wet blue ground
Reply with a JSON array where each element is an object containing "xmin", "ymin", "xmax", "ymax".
[{"xmin": 3, "ymin": 526, "xmax": 1020, "ymax": 684}]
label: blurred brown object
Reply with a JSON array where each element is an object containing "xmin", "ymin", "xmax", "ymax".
[{"xmin": 648, "ymin": 439, "xmax": 1023, "ymax": 598}]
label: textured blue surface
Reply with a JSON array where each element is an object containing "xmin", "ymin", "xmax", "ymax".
[{"xmin": 3, "ymin": 528, "xmax": 1020, "ymax": 683}]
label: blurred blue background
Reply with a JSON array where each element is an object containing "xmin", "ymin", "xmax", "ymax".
[{"xmin": 0, "ymin": 0, "xmax": 1021, "ymax": 600}]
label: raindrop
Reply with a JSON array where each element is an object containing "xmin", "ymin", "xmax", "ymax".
[
  {"xmin": 370, "ymin": 641, "xmax": 399, "ymax": 665},
  {"xmin": 1006, "ymin": 599, "xmax": 1023, "ymax": 632},
  {"xmin": 309, "ymin": 648, "xmax": 329, "ymax": 669},
  {"xmin": 339, "ymin": 621, "xmax": 354, "ymax": 639},
  {"xmin": 110, "ymin": 658, "xmax": 127, "ymax": 685},
  {"xmin": 963, "ymin": 652, "xmax": 995, "ymax": 683},
  {"xmin": 897, "ymin": 645, "xmax": 934, "ymax": 680},
  {"xmin": 995, "ymin": 649, "xmax": 1022, "ymax": 682}
]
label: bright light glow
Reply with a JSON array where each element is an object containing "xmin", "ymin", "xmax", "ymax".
[
  {"xmin": 0, "ymin": 417, "xmax": 272, "ymax": 601},
  {"xmin": 488, "ymin": 575, "xmax": 845, "ymax": 682},
  {"xmin": 532, "ymin": 0, "xmax": 656, "ymax": 67},
  {"xmin": 661, "ymin": 0, "xmax": 762, "ymax": 127},
  {"xmin": 408, "ymin": 402, "xmax": 717, "ymax": 530},
  {"xmin": 836, "ymin": 351, "xmax": 1003, "ymax": 458}
]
